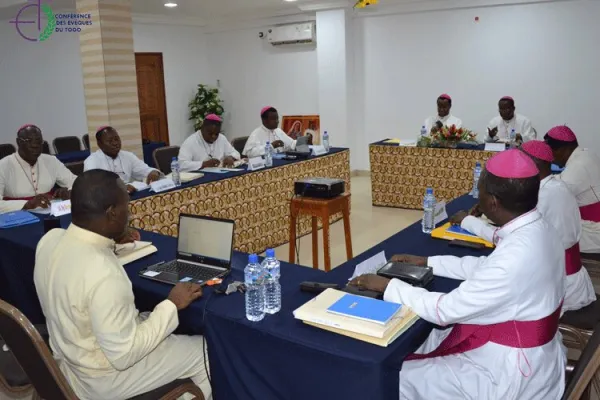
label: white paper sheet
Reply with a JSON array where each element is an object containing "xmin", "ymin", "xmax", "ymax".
[
  {"xmin": 143, "ymin": 271, "xmax": 161, "ymax": 277},
  {"xmin": 51, "ymin": 200, "xmax": 71, "ymax": 217},
  {"xmin": 484, "ymin": 143, "xmax": 506, "ymax": 152},
  {"xmin": 349, "ymin": 251, "xmax": 387, "ymax": 280},
  {"xmin": 433, "ymin": 201, "xmax": 448, "ymax": 226},
  {"xmin": 129, "ymin": 181, "xmax": 150, "ymax": 191}
]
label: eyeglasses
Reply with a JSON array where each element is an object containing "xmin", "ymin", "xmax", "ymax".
[{"xmin": 18, "ymin": 138, "xmax": 44, "ymax": 146}]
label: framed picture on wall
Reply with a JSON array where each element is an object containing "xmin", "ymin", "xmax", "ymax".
[{"xmin": 281, "ymin": 115, "xmax": 321, "ymax": 145}]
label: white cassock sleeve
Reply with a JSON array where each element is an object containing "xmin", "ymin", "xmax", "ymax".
[
  {"xmin": 221, "ymin": 136, "xmax": 241, "ymax": 160},
  {"xmin": 556, "ymin": 163, "xmax": 589, "ymax": 199},
  {"xmin": 53, "ymin": 158, "xmax": 77, "ymax": 189},
  {"xmin": 127, "ymin": 153, "xmax": 157, "ymax": 183},
  {"xmin": 243, "ymin": 129, "xmax": 265, "ymax": 158},
  {"xmin": 521, "ymin": 118, "xmax": 535, "ymax": 142},
  {"xmin": 384, "ymin": 253, "xmax": 512, "ymax": 327},
  {"xmin": 277, "ymin": 129, "xmax": 296, "ymax": 152},
  {"xmin": 83, "ymin": 154, "xmax": 98, "ymax": 172},
  {"xmin": 88, "ymin": 273, "xmax": 179, "ymax": 371},
  {"xmin": 461, "ymin": 216, "xmax": 496, "ymax": 243},
  {"xmin": 0, "ymin": 173, "xmax": 27, "ymax": 213},
  {"xmin": 178, "ymin": 140, "xmax": 205, "ymax": 172},
  {"xmin": 485, "ymin": 117, "xmax": 498, "ymax": 143},
  {"xmin": 453, "ymin": 117, "xmax": 463, "ymax": 129}
]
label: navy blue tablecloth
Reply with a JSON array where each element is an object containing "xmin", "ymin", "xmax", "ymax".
[
  {"xmin": 55, "ymin": 150, "xmax": 91, "ymax": 164},
  {"xmin": 0, "ymin": 193, "xmax": 488, "ymax": 400}
]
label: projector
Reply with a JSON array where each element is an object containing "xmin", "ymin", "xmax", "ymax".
[{"xmin": 294, "ymin": 178, "xmax": 345, "ymax": 199}]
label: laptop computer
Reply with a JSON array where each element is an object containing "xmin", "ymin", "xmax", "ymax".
[
  {"xmin": 286, "ymin": 135, "xmax": 311, "ymax": 159},
  {"xmin": 139, "ymin": 214, "xmax": 235, "ymax": 285}
]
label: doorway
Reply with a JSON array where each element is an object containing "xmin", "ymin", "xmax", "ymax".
[{"xmin": 135, "ymin": 52, "xmax": 170, "ymax": 145}]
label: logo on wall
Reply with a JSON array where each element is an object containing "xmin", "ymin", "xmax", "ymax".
[{"xmin": 10, "ymin": 0, "xmax": 92, "ymax": 43}]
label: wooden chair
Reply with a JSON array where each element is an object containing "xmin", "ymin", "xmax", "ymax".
[
  {"xmin": 65, "ymin": 161, "xmax": 85, "ymax": 176},
  {"xmin": 563, "ymin": 323, "xmax": 600, "ymax": 400},
  {"xmin": 232, "ymin": 136, "xmax": 249, "ymax": 155},
  {"xmin": 0, "ymin": 144, "xmax": 16, "ymax": 160},
  {"xmin": 289, "ymin": 193, "xmax": 352, "ymax": 272},
  {"xmin": 0, "ymin": 299, "xmax": 205, "ymax": 400},
  {"xmin": 52, "ymin": 136, "xmax": 82, "ymax": 154},
  {"xmin": 82, "ymin": 134, "xmax": 90, "ymax": 151},
  {"xmin": 153, "ymin": 146, "xmax": 180, "ymax": 175}
]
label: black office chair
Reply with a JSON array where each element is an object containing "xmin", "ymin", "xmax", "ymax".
[
  {"xmin": 52, "ymin": 137, "xmax": 81, "ymax": 154},
  {"xmin": 64, "ymin": 161, "xmax": 84, "ymax": 176},
  {"xmin": 82, "ymin": 134, "xmax": 90, "ymax": 151},
  {"xmin": 562, "ymin": 323, "xmax": 600, "ymax": 399},
  {"xmin": 232, "ymin": 136, "xmax": 249, "ymax": 155},
  {"xmin": 42, "ymin": 141, "xmax": 50, "ymax": 155},
  {"xmin": 153, "ymin": 146, "xmax": 180, "ymax": 175},
  {"xmin": 0, "ymin": 144, "xmax": 16, "ymax": 160}
]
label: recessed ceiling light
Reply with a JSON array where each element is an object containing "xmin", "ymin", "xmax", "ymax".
[
  {"xmin": 164, "ymin": 2, "xmax": 178, "ymax": 7},
  {"xmin": 284, "ymin": 0, "xmax": 298, "ymax": 2}
]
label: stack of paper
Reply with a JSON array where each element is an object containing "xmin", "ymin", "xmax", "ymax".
[
  {"xmin": 294, "ymin": 288, "xmax": 419, "ymax": 347},
  {"xmin": 166, "ymin": 172, "xmax": 204, "ymax": 183},
  {"xmin": 115, "ymin": 241, "xmax": 158, "ymax": 265}
]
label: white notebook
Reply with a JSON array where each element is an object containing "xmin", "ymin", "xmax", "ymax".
[{"xmin": 115, "ymin": 241, "xmax": 158, "ymax": 266}]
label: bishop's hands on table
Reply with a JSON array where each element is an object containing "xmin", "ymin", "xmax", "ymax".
[{"xmin": 348, "ymin": 254, "xmax": 428, "ymax": 293}]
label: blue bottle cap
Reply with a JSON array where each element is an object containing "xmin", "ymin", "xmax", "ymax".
[
  {"xmin": 172, "ymin": 157, "xmax": 177, "ymax": 161},
  {"xmin": 266, "ymin": 249, "xmax": 275, "ymax": 258},
  {"xmin": 475, "ymin": 162, "xmax": 481, "ymax": 167},
  {"xmin": 249, "ymin": 254, "xmax": 258, "ymax": 263},
  {"xmin": 266, "ymin": 141, "xmax": 270, "ymax": 144},
  {"xmin": 426, "ymin": 187, "xmax": 433, "ymax": 195}
]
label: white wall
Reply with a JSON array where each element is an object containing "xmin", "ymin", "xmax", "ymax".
[
  {"xmin": 352, "ymin": 0, "xmax": 600, "ymax": 170},
  {"xmin": 205, "ymin": 22, "xmax": 319, "ymax": 140}
]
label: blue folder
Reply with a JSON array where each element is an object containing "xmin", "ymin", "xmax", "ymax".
[
  {"xmin": 0, "ymin": 211, "xmax": 39, "ymax": 229},
  {"xmin": 326, "ymin": 293, "xmax": 402, "ymax": 325},
  {"xmin": 446, "ymin": 224, "xmax": 478, "ymax": 237}
]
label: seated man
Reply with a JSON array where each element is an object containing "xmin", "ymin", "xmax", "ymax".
[
  {"xmin": 0, "ymin": 124, "xmax": 76, "ymax": 213},
  {"xmin": 452, "ymin": 140, "xmax": 595, "ymax": 312},
  {"xmin": 179, "ymin": 114, "xmax": 240, "ymax": 171},
  {"xmin": 423, "ymin": 94, "xmax": 463, "ymax": 134},
  {"xmin": 351, "ymin": 150, "xmax": 565, "ymax": 399},
  {"xmin": 545, "ymin": 126, "xmax": 600, "ymax": 253},
  {"xmin": 243, "ymin": 106, "xmax": 301, "ymax": 158},
  {"xmin": 34, "ymin": 170, "xmax": 211, "ymax": 399},
  {"xmin": 486, "ymin": 96, "xmax": 535, "ymax": 143},
  {"xmin": 84, "ymin": 126, "xmax": 162, "ymax": 193}
]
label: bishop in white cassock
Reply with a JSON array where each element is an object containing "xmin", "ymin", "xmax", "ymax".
[
  {"xmin": 454, "ymin": 140, "xmax": 595, "ymax": 312},
  {"xmin": 423, "ymin": 94, "xmax": 463, "ymax": 134},
  {"xmin": 486, "ymin": 96, "xmax": 535, "ymax": 143},
  {"xmin": 179, "ymin": 114, "xmax": 240, "ymax": 172},
  {"xmin": 546, "ymin": 126, "xmax": 600, "ymax": 253},
  {"xmin": 34, "ymin": 170, "xmax": 211, "ymax": 400},
  {"xmin": 83, "ymin": 126, "xmax": 162, "ymax": 192},
  {"xmin": 243, "ymin": 106, "xmax": 297, "ymax": 158},
  {"xmin": 351, "ymin": 150, "xmax": 565, "ymax": 400},
  {"xmin": 0, "ymin": 124, "xmax": 76, "ymax": 213}
]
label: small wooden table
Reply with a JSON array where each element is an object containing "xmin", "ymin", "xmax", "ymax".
[{"xmin": 289, "ymin": 193, "xmax": 353, "ymax": 272}]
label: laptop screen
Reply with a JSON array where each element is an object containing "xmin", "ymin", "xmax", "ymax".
[{"xmin": 177, "ymin": 215, "xmax": 234, "ymax": 265}]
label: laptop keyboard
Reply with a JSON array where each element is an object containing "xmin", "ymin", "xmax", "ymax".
[{"xmin": 155, "ymin": 261, "xmax": 222, "ymax": 282}]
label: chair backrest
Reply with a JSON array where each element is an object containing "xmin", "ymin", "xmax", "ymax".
[
  {"xmin": 153, "ymin": 146, "xmax": 180, "ymax": 174},
  {"xmin": 53, "ymin": 136, "xmax": 82, "ymax": 154},
  {"xmin": 563, "ymin": 322, "xmax": 600, "ymax": 399},
  {"xmin": 82, "ymin": 134, "xmax": 90, "ymax": 151},
  {"xmin": 232, "ymin": 136, "xmax": 249, "ymax": 155},
  {"xmin": 42, "ymin": 141, "xmax": 50, "ymax": 155},
  {"xmin": 0, "ymin": 144, "xmax": 16, "ymax": 160},
  {"xmin": 65, "ymin": 161, "xmax": 84, "ymax": 176},
  {"xmin": 0, "ymin": 299, "xmax": 77, "ymax": 400}
]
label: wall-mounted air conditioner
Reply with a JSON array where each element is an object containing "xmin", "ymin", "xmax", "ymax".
[{"xmin": 267, "ymin": 22, "xmax": 316, "ymax": 46}]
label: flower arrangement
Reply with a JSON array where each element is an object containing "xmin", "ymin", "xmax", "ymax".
[
  {"xmin": 354, "ymin": 0, "xmax": 378, "ymax": 9},
  {"xmin": 431, "ymin": 125, "xmax": 477, "ymax": 145},
  {"xmin": 189, "ymin": 84, "xmax": 225, "ymax": 131}
]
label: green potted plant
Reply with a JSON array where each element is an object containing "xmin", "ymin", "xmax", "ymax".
[{"xmin": 189, "ymin": 84, "xmax": 225, "ymax": 131}]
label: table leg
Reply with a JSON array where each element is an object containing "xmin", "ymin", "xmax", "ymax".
[
  {"xmin": 342, "ymin": 204, "xmax": 353, "ymax": 261},
  {"xmin": 289, "ymin": 210, "xmax": 297, "ymax": 264},
  {"xmin": 312, "ymin": 217, "xmax": 319, "ymax": 270},
  {"xmin": 323, "ymin": 214, "xmax": 331, "ymax": 272}
]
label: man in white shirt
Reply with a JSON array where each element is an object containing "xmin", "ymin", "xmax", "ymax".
[
  {"xmin": 243, "ymin": 106, "xmax": 304, "ymax": 158},
  {"xmin": 351, "ymin": 150, "xmax": 565, "ymax": 400},
  {"xmin": 451, "ymin": 140, "xmax": 595, "ymax": 312},
  {"xmin": 486, "ymin": 96, "xmax": 535, "ymax": 143},
  {"xmin": 0, "ymin": 124, "xmax": 76, "ymax": 213},
  {"xmin": 34, "ymin": 170, "xmax": 211, "ymax": 400},
  {"xmin": 84, "ymin": 126, "xmax": 162, "ymax": 193},
  {"xmin": 423, "ymin": 94, "xmax": 463, "ymax": 134},
  {"xmin": 545, "ymin": 125, "xmax": 600, "ymax": 253},
  {"xmin": 179, "ymin": 114, "xmax": 240, "ymax": 172}
]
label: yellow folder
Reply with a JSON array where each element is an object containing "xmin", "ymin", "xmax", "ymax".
[{"xmin": 431, "ymin": 222, "xmax": 494, "ymax": 248}]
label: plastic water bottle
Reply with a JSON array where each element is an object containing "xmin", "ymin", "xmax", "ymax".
[
  {"xmin": 510, "ymin": 128, "xmax": 516, "ymax": 142},
  {"xmin": 323, "ymin": 131, "xmax": 330, "ymax": 152},
  {"xmin": 170, "ymin": 157, "xmax": 181, "ymax": 187},
  {"xmin": 261, "ymin": 249, "xmax": 281, "ymax": 314},
  {"xmin": 422, "ymin": 188, "xmax": 436, "ymax": 234},
  {"xmin": 420, "ymin": 125, "xmax": 428, "ymax": 137},
  {"xmin": 245, "ymin": 254, "xmax": 266, "ymax": 322},
  {"xmin": 264, "ymin": 141, "xmax": 273, "ymax": 167},
  {"xmin": 472, "ymin": 162, "xmax": 481, "ymax": 198}
]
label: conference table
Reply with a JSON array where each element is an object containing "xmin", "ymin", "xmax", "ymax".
[
  {"xmin": 0, "ymin": 193, "xmax": 489, "ymax": 400},
  {"xmin": 370, "ymin": 140, "xmax": 494, "ymax": 209}
]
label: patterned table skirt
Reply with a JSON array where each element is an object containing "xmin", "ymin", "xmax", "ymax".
[
  {"xmin": 370, "ymin": 145, "xmax": 494, "ymax": 209},
  {"xmin": 129, "ymin": 150, "xmax": 351, "ymax": 254}
]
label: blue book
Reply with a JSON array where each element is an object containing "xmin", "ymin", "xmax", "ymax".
[
  {"xmin": 326, "ymin": 293, "xmax": 402, "ymax": 325},
  {"xmin": 0, "ymin": 211, "xmax": 39, "ymax": 229},
  {"xmin": 446, "ymin": 224, "xmax": 477, "ymax": 237}
]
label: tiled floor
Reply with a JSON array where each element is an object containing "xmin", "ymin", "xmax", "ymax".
[{"xmin": 272, "ymin": 175, "xmax": 422, "ymax": 270}]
